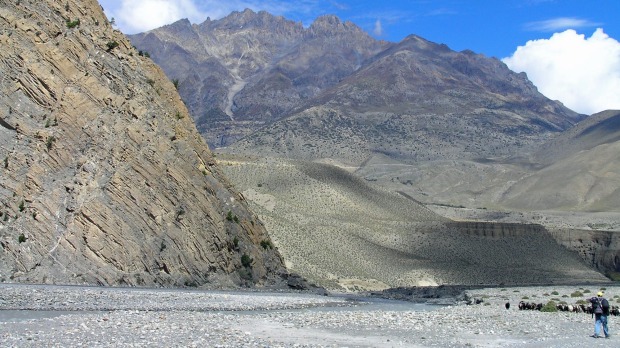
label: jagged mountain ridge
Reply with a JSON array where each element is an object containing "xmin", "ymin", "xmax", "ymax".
[
  {"xmin": 0, "ymin": 0, "xmax": 286, "ymax": 287},
  {"xmin": 226, "ymin": 34, "xmax": 582, "ymax": 165},
  {"xmin": 130, "ymin": 9, "xmax": 582, "ymax": 164},
  {"xmin": 130, "ymin": 10, "xmax": 387, "ymax": 147}
]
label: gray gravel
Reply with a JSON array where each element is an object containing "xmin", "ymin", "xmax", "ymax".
[{"xmin": 0, "ymin": 284, "xmax": 618, "ymax": 347}]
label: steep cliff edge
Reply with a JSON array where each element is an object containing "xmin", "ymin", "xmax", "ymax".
[{"xmin": 0, "ymin": 0, "xmax": 286, "ymax": 287}]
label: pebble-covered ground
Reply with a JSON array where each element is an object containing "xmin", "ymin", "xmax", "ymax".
[{"xmin": 0, "ymin": 284, "xmax": 618, "ymax": 347}]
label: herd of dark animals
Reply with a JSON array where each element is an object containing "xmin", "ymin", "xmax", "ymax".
[
  {"xmin": 517, "ymin": 300, "xmax": 620, "ymax": 315},
  {"xmin": 468, "ymin": 298, "xmax": 620, "ymax": 315}
]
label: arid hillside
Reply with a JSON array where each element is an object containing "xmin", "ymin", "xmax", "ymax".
[
  {"xmin": 0, "ymin": 0, "xmax": 286, "ymax": 287},
  {"xmin": 219, "ymin": 154, "xmax": 608, "ymax": 290}
]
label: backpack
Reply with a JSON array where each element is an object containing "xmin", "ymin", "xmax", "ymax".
[{"xmin": 594, "ymin": 298, "xmax": 603, "ymax": 314}]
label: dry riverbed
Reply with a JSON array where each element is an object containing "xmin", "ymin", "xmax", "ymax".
[{"xmin": 0, "ymin": 284, "xmax": 618, "ymax": 347}]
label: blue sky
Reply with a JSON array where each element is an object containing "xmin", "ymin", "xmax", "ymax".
[{"xmin": 99, "ymin": 0, "xmax": 620, "ymax": 114}]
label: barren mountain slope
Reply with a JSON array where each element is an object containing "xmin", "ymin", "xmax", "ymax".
[
  {"xmin": 219, "ymin": 155, "xmax": 607, "ymax": 290},
  {"xmin": 226, "ymin": 35, "xmax": 583, "ymax": 166},
  {"xmin": 129, "ymin": 10, "xmax": 387, "ymax": 147},
  {"xmin": 0, "ymin": 0, "xmax": 286, "ymax": 287},
  {"xmin": 497, "ymin": 111, "xmax": 620, "ymax": 212},
  {"xmin": 356, "ymin": 111, "xmax": 620, "ymax": 212}
]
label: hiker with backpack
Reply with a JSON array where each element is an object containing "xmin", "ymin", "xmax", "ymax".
[{"xmin": 590, "ymin": 291, "xmax": 611, "ymax": 338}]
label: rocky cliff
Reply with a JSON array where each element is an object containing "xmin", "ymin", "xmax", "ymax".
[{"xmin": 0, "ymin": 0, "xmax": 286, "ymax": 287}]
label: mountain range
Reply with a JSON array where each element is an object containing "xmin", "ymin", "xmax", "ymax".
[
  {"xmin": 130, "ymin": 10, "xmax": 620, "ymax": 287},
  {"xmin": 129, "ymin": 9, "xmax": 620, "ymax": 213},
  {"xmin": 1, "ymin": 2, "xmax": 617, "ymax": 290}
]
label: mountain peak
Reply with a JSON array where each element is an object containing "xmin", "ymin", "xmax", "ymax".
[{"xmin": 307, "ymin": 14, "xmax": 366, "ymax": 38}]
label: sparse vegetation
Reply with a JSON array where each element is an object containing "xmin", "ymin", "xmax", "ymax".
[
  {"xmin": 4, "ymin": 156, "xmax": 8, "ymax": 169},
  {"xmin": 233, "ymin": 237, "xmax": 239, "ymax": 248},
  {"xmin": 241, "ymin": 254, "xmax": 253, "ymax": 268},
  {"xmin": 172, "ymin": 79, "xmax": 179, "ymax": 90},
  {"xmin": 66, "ymin": 19, "xmax": 80, "ymax": 29},
  {"xmin": 18, "ymin": 201, "xmax": 25, "ymax": 212},
  {"xmin": 139, "ymin": 50, "xmax": 150, "ymax": 58},
  {"xmin": 227, "ymin": 211, "xmax": 239, "ymax": 223},
  {"xmin": 551, "ymin": 291, "xmax": 559, "ymax": 295},
  {"xmin": 260, "ymin": 240, "xmax": 273, "ymax": 249},
  {"xmin": 160, "ymin": 241, "xmax": 166, "ymax": 252},
  {"xmin": 46, "ymin": 136, "xmax": 56, "ymax": 150},
  {"xmin": 18, "ymin": 233, "xmax": 26, "ymax": 243},
  {"xmin": 570, "ymin": 291, "xmax": 583, "ymax": 298},
  {"xmin": 146, "ymin": 78, "xmax": 155, "ymax": 87},
  {"xmin": 175, "ymin": 111, "xmax": 183, "ymax": 120},
  {"xmin": 540, "ymin": 301, "xmax": 558, "ymax": 312},
  {"xmin": 106, "ymin": 41, "xmax": 119, "ymax": 51}
]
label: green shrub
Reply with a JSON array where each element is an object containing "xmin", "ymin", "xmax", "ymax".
[
  {"xmin": 18, "ymin": 233, "xmax": 26, "ymax": 243},
  {"xmin": 233, "ymin": 237, "xmax": 239, "ymax": 248},
  {"xmin": 18, "ymin": 201, "xmax": 25, "ymax": 212},
  {"xmin": 570, "ymin": 291, "xmax": 583, "ymax": 298},
  {"xmin": 522, "ymin": 296, "xmax": 529, "ymax": 300},
  {"xmin": 551, "ymin": 291, "xmax": 559, "ymax": 295},
  {"xmin": 66, "ymin": 19, "xmax": 80, "ymax": 29},
  {"xmin": 583, "ymin": 289, "xmax": 591, "ymax": 294},
  {"xmin": 106, "ymin": 41, "xmax": 119, "ymax": 51},
  {"xmin": 260, "ymin": 240, "xmax": 273, "ymax": 250},
  {"xmin": 46, "ymin": 136, "xmax": 56, "ymax": 150},
  {"xmin": 540, "ymin": 301, "xmax": 558, "ymax": 312},
  {"xmin": 241, "ymin": 254, "xmax": 253, "ymax": 268}
]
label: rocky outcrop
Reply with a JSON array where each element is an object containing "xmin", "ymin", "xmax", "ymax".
[
  {"xmin": 0, "ymin": 0, "xmax": 286, "ymax": 287},
  {"xmin": 549, "ymin": 228, "xmax": 620, "ymax": 277}
]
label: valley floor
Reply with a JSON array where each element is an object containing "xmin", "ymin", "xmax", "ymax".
[{"xmin": 0, "ymin": 284, "xmax": 619, "ymax": 347}]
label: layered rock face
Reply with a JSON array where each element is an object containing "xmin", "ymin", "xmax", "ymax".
[{"xmin": 0, "ymin": 0, "xmax": 286, "ymax": 287}]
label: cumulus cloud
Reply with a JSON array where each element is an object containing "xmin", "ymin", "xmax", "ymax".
[
  {"xmin": 99, "ymin": 0, "xmax": 320, "ymax": 34},
  {"xmin": 503, "ymin": 29, "xmax": 620, "ymax": 115}
]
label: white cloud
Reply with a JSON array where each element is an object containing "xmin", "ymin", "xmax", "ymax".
[
  {"xmin": 101, "ymin": 0, "xmax": 208, "ymax": 33},
  {"xmin": 503, "ymin": 29, "xmax": 620, "ymax": 115},
  {"xmin": 98, "ymin": 0, "xmax": 323, "ymax": 34},
  {"xmin": 373, "ymin": 19, "xmax": 383, "ymax": 36},
  {"xmin": 524, "ymin": 17, "xmax": 600, "ymax": 32}
]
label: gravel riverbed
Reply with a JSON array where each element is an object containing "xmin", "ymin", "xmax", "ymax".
[{"xmin": 0, "ymin": 284, "xmax": 618, "ymax": 347}]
